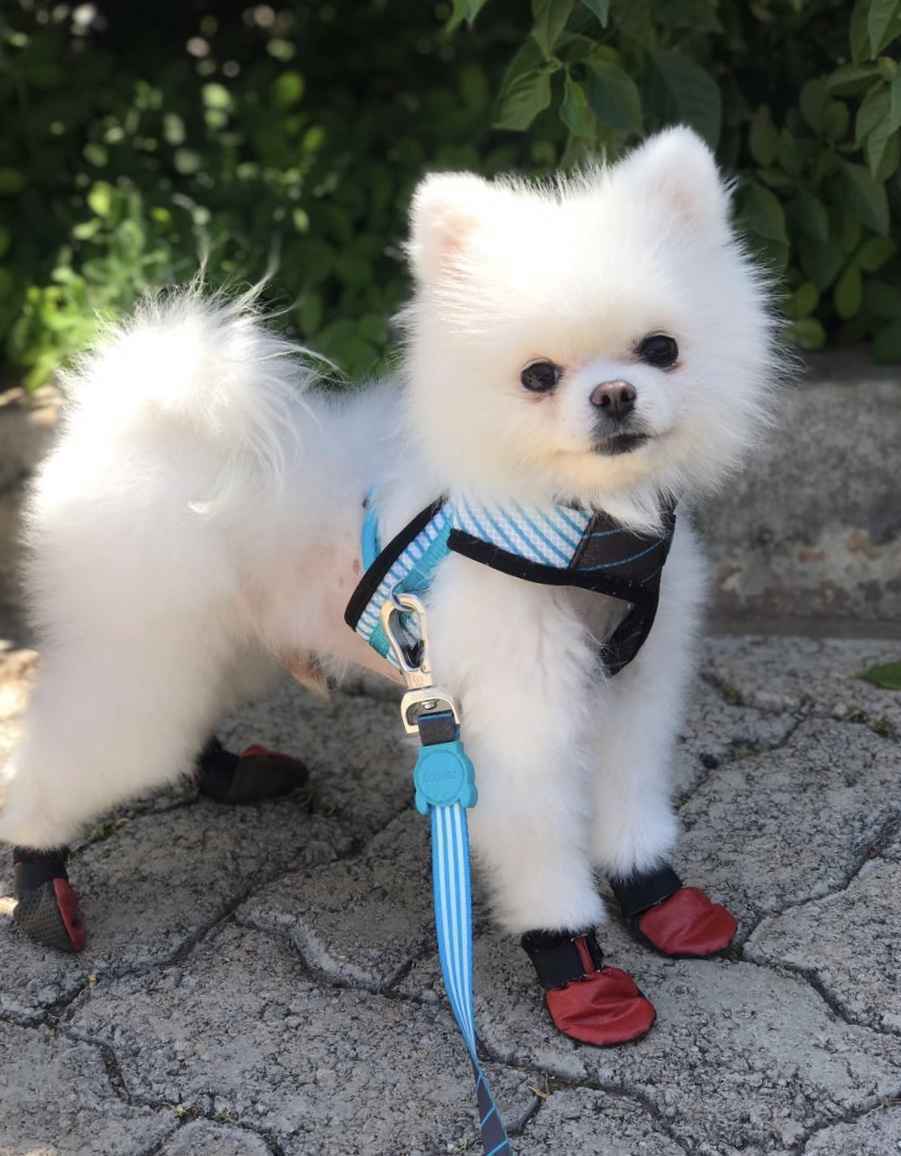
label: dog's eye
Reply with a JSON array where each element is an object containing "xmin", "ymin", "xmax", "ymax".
[
  {"xmin": 520, "ymin": 359, "xmax": 561, "ymax": 393},
  {"xmin": 637, "ymin": 334, "xmax": 679, "ymax": 368}
]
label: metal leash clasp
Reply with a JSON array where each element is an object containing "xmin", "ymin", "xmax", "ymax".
[{"xmin": 379, "ymin": 592, "xmax": 460, "ymax": 735}]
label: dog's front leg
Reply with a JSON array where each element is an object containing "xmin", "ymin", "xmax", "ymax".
[
  {"xmin": 427, "ymin": 557, "xmax": 655, "ymax": 1045},
  {"xmin": 589, "ymin": 525, "xmax": 737, "ymax": 958}
]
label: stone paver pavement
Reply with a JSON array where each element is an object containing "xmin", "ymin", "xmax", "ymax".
[{"xmin": 1, "ymin": 635, "xmax": 900, "ymax": 1155}]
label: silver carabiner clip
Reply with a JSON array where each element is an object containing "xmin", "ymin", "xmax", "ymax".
[
  {"xmin": 379, "ymin": 593, "xmax": 460, "ymax": 735},
  {"xmin": 380, "ymin": 593, "xmax": 433, "ymax": 691}
]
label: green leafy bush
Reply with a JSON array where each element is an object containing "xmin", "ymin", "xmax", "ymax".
[
  {"xmin": 458, "ymin": 0, "xmax": 901, "ymax": 359},
  {"xmin": 1, "ymin": 0, "xmax": 900, "ymax": 390}
]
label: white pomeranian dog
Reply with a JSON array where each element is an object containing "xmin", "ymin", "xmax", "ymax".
[{"xmin": 1, "ymin": 127, "xmax": 779, "ymax": 1045}]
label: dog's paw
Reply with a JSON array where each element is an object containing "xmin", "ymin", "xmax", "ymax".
[
  {"xmin": 521, "ymin": 928, "xmax": 656, "ymax": 1046},
  {"xmin": 196, "ymin": 736, "xmax": 309, "ymax": 805},
  {"xmin": 13, "ymin": 847, "xmax": 86, "ymax": 953},
  {"xmin": 611, "ymin": 866, "xmax": 737, "ymax": 958},
  {"xmin": 635, "ymin": 887, "xmax": 737, "ymax": 958}
]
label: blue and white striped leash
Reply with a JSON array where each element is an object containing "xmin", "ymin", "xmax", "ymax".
[{"xmin": 378, "ymin": 592, "xmax": 511, "ymax": 1155}]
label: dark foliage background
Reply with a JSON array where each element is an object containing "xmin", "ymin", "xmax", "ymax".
[{"xmin": 1, "ymin": 0, "xmax": 900, "ymax": 389}]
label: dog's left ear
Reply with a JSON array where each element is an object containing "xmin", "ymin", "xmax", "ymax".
[
  {"xmin": 407, "ymin": 172, "xmax": 497, "ymax": 285},
  {"xmin": 616, "ymin": 126, "xmax": 731, "ymax": 232}
]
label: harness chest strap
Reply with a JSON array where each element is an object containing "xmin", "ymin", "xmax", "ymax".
[{"xmin": 345, "ymin": 493, "xmax": 677, "ymax": 676}]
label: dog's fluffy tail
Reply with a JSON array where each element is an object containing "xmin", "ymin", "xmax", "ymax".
[{"xmin": 62, "ymin": 284, "xmax": 317, "ymax": 495}]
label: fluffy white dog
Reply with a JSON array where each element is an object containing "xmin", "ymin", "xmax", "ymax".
[{"xmin": 1, "ymin": 126, "xmax": 779, "ymax": 1044}]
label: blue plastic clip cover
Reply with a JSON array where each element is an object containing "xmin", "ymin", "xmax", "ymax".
[{"xmin": 413, "ymin": 741, "xmax": 478, "ymax": 815}]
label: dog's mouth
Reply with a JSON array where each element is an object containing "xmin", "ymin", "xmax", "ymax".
[{"xmin": 593, "ymin": 432, "xmax": 650, "ymax": 456}]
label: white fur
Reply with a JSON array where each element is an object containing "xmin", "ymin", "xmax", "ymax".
[{"xmin": 0, "ymin": 128, "xmax": 780, "ymax": 935}]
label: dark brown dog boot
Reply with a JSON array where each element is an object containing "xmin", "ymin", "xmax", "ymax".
[
  {"xmin": 13, "ymin": 846, "xmax": 85, "ymax": 952},
  {"xmin": 195, "ymin": 736, "xmax": 309, "ymax": 805}
]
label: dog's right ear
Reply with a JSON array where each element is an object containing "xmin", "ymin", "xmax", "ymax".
[{"xmin": 407, "ymin": 172, "xmax": 495, "ymax": 285}]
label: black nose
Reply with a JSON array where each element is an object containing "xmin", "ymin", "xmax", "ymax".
[{"xmin": 590, "ymin": 380, "xmax": 636, "ymax": 420}]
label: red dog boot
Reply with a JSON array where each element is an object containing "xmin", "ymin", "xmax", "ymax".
[
  {"xmin": 611, "ymin": 865, "xmax": 737, "ymax": 958},
  {"xmin": 521, "ymin": 929, "xmax": 656, "ymax": 1046},
  {"xmin": 13, "ymin": 846, "xmax": 86, "ymax": 953},
  {"xmin": 195, "ymin": 736, "xmax": 309, "ymax": 805}
]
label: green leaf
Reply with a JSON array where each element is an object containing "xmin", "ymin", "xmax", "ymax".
[
  {"xmin": 866, "ymin": 120, "xmax": 899, "ymax": 177},
  {"xmin": 792, "ymin": 190, "xmax": 829, "ymax": 242},
  {"xmin": 855, "ymin": 84, "xmax": 898, "ymax": 174},
  {"xmin": 495, "ymin": 65, "xmax": 555, "ymax": 130},
  {"xmin": 448, "ymin": 0, "xmax": 490, "ymax": 28},
  {"xmin": 800, "ymin": 78, "xmax": 828, "ymax": 132},
  {"xmin": 72, "ymin": 220, "xmax": 100, "ymax": 240},
  {"xmin": 163, "ymin": 113, "xmax": 185, "ymax": 145},
  {"xmin": 561, "ymin": 70, "xmax": 595, "ymax": 136},
  {"xmin": 850, "ymin": 0, "xmax": 870, "ymax": 61},
  {"xmin": 834, "ymin": 263, "xmax": 863, "ymax": 318},
  {"xmin": 532, "ymin": 0, "xmax": 574, "ymax": 56},
  {"xmin": 788, "ymin": 317, "xmax": 827, "ymax": 350},
  {"xmin": 0, "ymin": 168, "xmax": 25, "ymax": 195},
  {"xmin": 296, "ymin": 291, "xmax": 323, "ymax": 335},
  {"xmin": 872, "ymin": 128, "xmax": 900, "ymax": 180},
  {"xmin": 87, "ymin": 181, "xmax": 113, "ymax": 218},
  {"xmin": 873, "ymin": 320, "xmax": 901, "ymax": 361},
  {"xmin": 828, "ymin": 63, "xmax": 882, "ymax": 94},
  {"xmin": 786, "ymin": 282, "xmax": 819, "ymax": 319},
  {"xmin": 777, "ymin": 126, "xmax": 803, "ymax": 177},
  {"xmin": 799, "ymin": 236, "xmax": 845, "ymax": 289},
  {"xmin": 750, "ymin": 106, "xmax": 778, "ymax": 167},
  {"xmin": 580, "ymin": 0, "xmax": 609, "ymax": 25},
  {"xmin": 584, "ymin": 59, "xmax": 642, "ymax": 133},
  {"xmin": 855, "ymin": 84, "xmax": 889, "ymax": 145},
  {"xmin": 174, "ymin": 148, "xmax": 201, "ymax": 175},
  {"xmin": 652, "ymin": 50, "xmax": 721, "ymax": 147},
  {"xmin": 272, "ymin": 71, "xmax": 304, "ymax": 108},
  {"xmin": 864, "ymin": 278, "xmax": 901, "ymax": 317},
  {"xmin": 868, "ymin": 0, "xmax": 901, "ymax": 55},
  {"xmin": 739, "ymin": 182, "xmax": 788, "ymax": 243},
  {"xmin": 841, "ymin": 161, "xmax": 890, "ymax": 234},
  {"xmin": 860, "ymin": 661, "xmax": 901, "ymax": 689},
  {"xmin": 202, "ymin": 82, "xmax": 232, "ymax": 111},
  {"xmin": 823, "ymin": 100, "xmax": 850, "ymax": 140},
  {"xmin": 891, "ymin": 73, "xmax": 901, "ymax": 128},
  {"xmin": 858, "ymin": 236, "xmax": 897, "ymax": 270}
]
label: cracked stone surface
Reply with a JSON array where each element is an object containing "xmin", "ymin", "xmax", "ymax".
[
  {"xmin": 235, "ymin": 809, "xmax": 436, "ymax": 991},
  {"xmin": 704, "ymin": 635, "xmax": 901, "ymax": 736},
  {"xmin": 0, "ymin": 799, "xmax": 351, "ymax": 1021},
  {"xmin": 675, "ymin": 717, "xmax": 901, "ymax": 934},
  {"xmin": 674, "ymin": 678, "xmax": 798, "ymax": 799},
  {"xmin": 747, "ymin": 858, "xmax": 901, "ymax": 1034},
  {"xmin": 156, "ymin": 1120, "xmax": 274, "ymax": 1156},
  {"xmin": 403, "ymin": 924, "xmax": 901, "ymax": 1155},
  {"xmin": 67, "ymin": 922, "xmax": 537, "ymax": 1155},
  {"xmin": 517, "ymin": 1088, "xmax": 688, "ymax": 1155},
  {"xmin": 1, "ymin": 633, "xmax": 900, "ymax": 1154},
  {"xmin": 1, "ymin": 1020, "xmax": 177, "ymax": 1155},
  {"xmin": 803, "ymin": 1107, "xmax": 901, "ymax": 1154}
]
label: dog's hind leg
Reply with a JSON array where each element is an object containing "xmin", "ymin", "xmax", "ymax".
[{"xmin": 0, "ymin": 620, "xmax": 240, "ymax": 951}]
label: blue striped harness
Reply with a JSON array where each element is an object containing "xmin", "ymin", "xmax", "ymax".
[{"xmin": 344, "ymin": 493, "xmax": 676, "ymax": 1154}]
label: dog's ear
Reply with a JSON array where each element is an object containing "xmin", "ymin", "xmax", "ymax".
[
  {"xmin": 615, "ymin": 126, "xmax": 731, "ymax": 231},
  {"xmin": 407, "ymin": 172, "xmax": 496, "ymax": 284}
]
